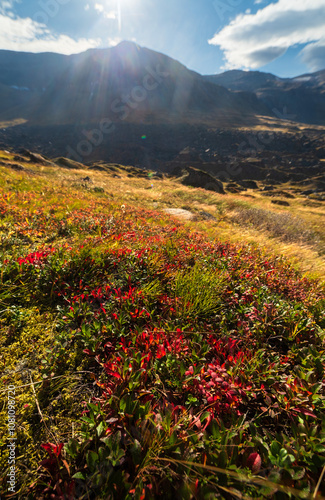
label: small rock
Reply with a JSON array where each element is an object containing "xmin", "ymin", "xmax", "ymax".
[
  {"xmin": 199, "ymin": 211, "xmax": 218, "ymax": 221},
  {"xmin": 10, "ymin": 163, "xmax": 25, "ymax": 171}
]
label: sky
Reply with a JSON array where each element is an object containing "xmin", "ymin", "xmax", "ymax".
[{"xmin": 0, "ymin": 0, "xmax": 325, "ymax": 77}]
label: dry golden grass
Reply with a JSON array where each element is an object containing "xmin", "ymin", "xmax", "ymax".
[
  {"xmin": 0, "ymin": 118, "xmax": 27, "ymax": 129},
  {"xmin": 1, "ymin": 150, "xmax": 324, "ymax": 281},
  {"xmin": 241, "ymin": 116, "xmax": 325, "ymax": 134}
]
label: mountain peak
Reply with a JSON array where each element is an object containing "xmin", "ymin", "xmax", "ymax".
[{"xmin": 112, "ymin": 40, "xmax": 142, "ymax": 52}]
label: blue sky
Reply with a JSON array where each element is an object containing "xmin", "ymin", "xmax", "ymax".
[{"xmin": 0, "ymin": 0, "xmax": 325, "ymax": 77}]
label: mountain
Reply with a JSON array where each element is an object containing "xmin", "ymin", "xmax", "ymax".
[
  {"xmin": 204, "ymin": 70, "xmax": 281, "ymax": 92},
  {"xmin": 205, "ymin": 69, "xmax": 325, "ymax": 125},
  {"xmin": 0, "ymin": 42, "xmax": 272, "ymax": 128},
  {"xmin": 0, "ymin": 41, "xmax": 324, "ymax": 146}
]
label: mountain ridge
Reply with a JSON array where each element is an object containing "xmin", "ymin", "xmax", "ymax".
[
  {"xmin": 204, "ymin": 68, "xmax": 325, "ymax": 126},
  {"xmin": 1, "ymin": 41, "xmax": 319, "ymax": 128},
  {"xmin": 0, "ymin": 41, "xmax": 324, "ymax": 135}
]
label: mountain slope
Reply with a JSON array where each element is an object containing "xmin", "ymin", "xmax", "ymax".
[
  {"xmin": 205, "ymin": 69, "xmax": 325, "ymax": 125},
  {"xmin": 1, "ymin": 43, "xmax": 325, "ymax": 128},
  {"xmin": 205, "ymin": 69, "xmax": 282, "ymax": 92},
  {"xmin": 0, "ymin": 43, "xmax": 271, "ymax": 127}
]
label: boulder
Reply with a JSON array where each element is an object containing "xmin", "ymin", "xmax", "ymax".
[
  {"xmin": 239, "ymin": 180, "xmax": 258, "ymax": 189},
  {"xmin": 262, "ymin": 190, "xmax": 295, "ymax": 199},
  {"xmin": 163, "ymin": 208, "xmax": 195, "ymax": 220},
  {"xmin": 55, "ymin": 157, "xmax": 84, "ymax": 169},
  {"xmin": 227, "ymin": 182, "xmax": 247, "ymax": 193},
  {"xmin": 14, "ymin": 155, "xmax": 28, "ymax": 163},
  {"xmin": 266, "ymin": 170, "xmax": 290, "ymax": 183},
  {"xmin": 179, "ymin": 167, "xmax": 225, "ymax": 194},
  {"xmin": 271, "ymin": 200, "xmax": 290, "ymax": 207},
  {"xmin": 24, "ymin": 150, "xmax": 54, "ymax": 166},
  {"xmin": 276, "ymin": 191, "xmax": 295, "ymax": 199}
]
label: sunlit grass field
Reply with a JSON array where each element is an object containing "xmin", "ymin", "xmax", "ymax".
[{"xmin": 0, "ymin": 150, "xmax": 325, "ymax": 499}]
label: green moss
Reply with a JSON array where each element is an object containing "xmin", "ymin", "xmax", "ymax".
[{"xmin": 0, "ymin": 308, "xmax": 92, "ymax": 494}]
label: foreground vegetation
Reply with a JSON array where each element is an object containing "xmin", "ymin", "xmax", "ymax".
[{"xmin": 0, "ymin": 152, "xmax": 325, "ymax": 499}]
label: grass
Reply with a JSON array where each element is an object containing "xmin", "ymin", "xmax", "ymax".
[
  {"xmin": 230, "ymin": 206, "xmax": 316, "ymax": 244},
  {"xmin": 0, "ymin": 151, "xmax": 325, "ymax": 499},
  {"xmin": 0, "ymin": 118, "xmax": 27, "ymax": 129}
]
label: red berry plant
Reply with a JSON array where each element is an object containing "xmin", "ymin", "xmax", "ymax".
[{"xmin": 0, "ymin": 171, "xmax": 324, "ymax": 500}]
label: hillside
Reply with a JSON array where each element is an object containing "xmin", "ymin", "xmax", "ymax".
[
  {"xmin": 0, "ymin": 150, "xmax": 325, "ymax": 499},
  {"xmin": 1, "ymin": 43, "xmax": 325, "ymax": 133},
  {"xmin": 0, "ymin": 43, "xmax": 269, "ymax": 128},
  {"xmin": 0, "ymin": 43, "xmax": 324, "ymax": 175},
  {"xmin": 205, "ymin": 70, "xmax": 325, "ymax": 126}
]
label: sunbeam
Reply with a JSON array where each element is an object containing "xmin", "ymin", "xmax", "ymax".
[{"xmin": 117, "ymin": 0, "xmax": 122, "ymax": 32}]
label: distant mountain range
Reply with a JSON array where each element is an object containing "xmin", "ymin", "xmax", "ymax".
[
  {"xmin": 0, "ymin": 41, "xmax": 324, "ymax": 127},
  {"xmin": 205, "ymin": 69, "xmax": 325, "ymax": 126}
]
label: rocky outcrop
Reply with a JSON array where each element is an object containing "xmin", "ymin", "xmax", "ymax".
[
  {"xmin": 54, "ymin": 157, "xmax": 84, "ymax": 169},
  {"xmin": 178, "ymin": 166, "xmax": 225, "ymax": 194},
  {"xmin": 239, "ymin": 180, "xmax": 259, "ymax": 189},
  {"xmin": 271, "ymin": 200, "xmax": 290, "ymax": 206}
]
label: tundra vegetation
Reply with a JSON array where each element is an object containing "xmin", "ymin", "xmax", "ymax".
[{"xmin": 0, "ymin": 151, "xmax": 325, "ymax": 499}]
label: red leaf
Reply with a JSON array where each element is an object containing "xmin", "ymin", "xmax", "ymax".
[
  {"xmin": 41, "ymin": 442, "xmax": 63, "ymax": 458},
  {"xmin": 292, "ymin": 407, "xmax": 317, "ymax": 419},
  {"xmin": 83, "ymin": 349, "xmax": 95, "ymax": 356},
  {"xmin": 247, "ymin": 452, "xmax": 262, "ymax": 473}
]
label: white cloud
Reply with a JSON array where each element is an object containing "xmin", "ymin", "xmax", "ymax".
[
  {"xmin": 104, "ymin": 10, "xmax": 117, "ymax": 19},
  {"xmin": 0, "ymin": 1, "xmax": 16, "ymax": 11},
  {"xmin": 0, "ymin": 13, "xmax": 100, "ymax": 54},
  {"xmin": 107, "ymin": 37, "xmax": 122, "ymax": 47},
  {"xmin": 94, "ymin": 2, "xmax": 117, "ymax": 19},
  {"xmin": 300, "ymin": 38, "xmax": 325, "ymax": 72},
  {"xmin": 0, "ymin": 0, "xmax": 18, "ymax": 15},
  {"xmin": 209, "ymin": 0, "xmax": 325, "ymax": 71},
  {"xmin": 95, "ymin": 3, "xmax": 104, "ymax": 12},
  {"xmin": 85, "ymin": 4, "xmax": 90, "ymax": 11}
]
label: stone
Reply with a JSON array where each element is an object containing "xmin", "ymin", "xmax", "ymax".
[
  {"xmin": 179, "ymin": 166, "xmax": 225, "ymax": 194},
  {"xmin": 271, "ymin": 200, "xmax": 290, "ymax": 206},
  {"xmin": 163, "ymin": 208, "xmax": 195, "ymax": 220},
  {"xmin": 239, "ymin": 180, "xmax": 258, "ymax": 189}
]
